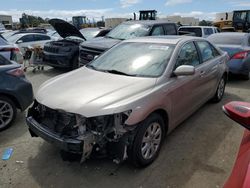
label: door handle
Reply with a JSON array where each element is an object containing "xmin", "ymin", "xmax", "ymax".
[{"xmin": 200, "ymin": 71, "xmax": 206, "ymax": 77}]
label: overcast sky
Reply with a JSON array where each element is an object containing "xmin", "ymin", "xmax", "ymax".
[{"xmin": 1, "ymin": 0, "xmax": 250, "ymax": 22}]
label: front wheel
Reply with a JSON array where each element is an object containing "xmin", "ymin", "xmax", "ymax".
[
  {"xmin": 211, "ymin": 76, "xmax": 226, "ymax": 103},
  {"xmin": 129, "ymin": 113, "xmax": 165, "ymax": 167}
]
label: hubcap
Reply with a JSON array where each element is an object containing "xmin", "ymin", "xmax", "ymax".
[
  {"xmin": 217, "ymin": 79, "xmax": 225, "ymax": 99},
  {"xmin": 141, "ymin": 122, "xmax": 162, "ymax": 160},
  {"xmin": 0, "ymin": 100, "xmax": 13, "ymax": 129}
]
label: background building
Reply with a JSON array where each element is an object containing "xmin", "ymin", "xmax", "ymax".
[
  {"xmin": 0, "ymin": 15, "xmax": 13, "ymax": 25},
  {"xmin": 162, "ymin": 15, "xmax": 199, "ymax": 26}
]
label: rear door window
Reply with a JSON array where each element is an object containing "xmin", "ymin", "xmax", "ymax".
[
  {"xmin": 164, "ymin": 24, "xmax": 177, "ymax": 35},
  {"xmin": 204, "ymin": 28, "xmax": 213, "ymax": 35},
  {"xmin": 20, "ymin": 35, "xmax": 35, "ymax": 43},
  {"xmin": 178, "ymin": 27, "xmax": 202, "ymax": 37},
  {"xmin": 196, "ymin": 41, "xmax": 215, "ymax": 62},
  {"xmin": 34, "ymin": 35, "xmax": 51, "ymax": 41},
  {"xmin": 151, "ymin": 26, "xmax": 165, "ymax": 36}
]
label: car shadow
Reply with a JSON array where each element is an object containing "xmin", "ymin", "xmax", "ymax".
[
  {"xmin": 26, "ymin": 92, "xmax": 244, "ymax": 188},
  {"xmin": 227, "ymin": 75, "xmax": 250, "ymax": 90},
  {"xmin": 0, "ymin": 111, "xmax": 27, "ymax": 147}
]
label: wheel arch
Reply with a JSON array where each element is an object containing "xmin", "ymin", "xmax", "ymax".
[{"xmin": 0, "ymin": 93, "xmax": 21, "ymax": 110}]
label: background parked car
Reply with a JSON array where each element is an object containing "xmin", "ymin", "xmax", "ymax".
[
  {"xmin": 208, "ymin": 32, "xmax": 250, "ymax": 80},
  {"xmin": 27, "ymin": 36, "xmax": 228, "ymax": 167},
  {"xmin": 79, "ymin": 20, "xmax": 180, "ymax": 66},
  {"xmin": 0, "ymin": 54, "xmax": 33, "ymax": 131},
  {"xmin": 178, "ymin": 26, "xmax": 220, "ymax": 38},
  {"xmin": 0, "ymin": 35, "xmax": 23, "ymax": 64},
  {"xmin": 6, "ymin": 33, "xmax": 55, "ymax": 54},
  {"xmin": 43, "ymin": 18, "xmax": 110, "ymax": 69}
]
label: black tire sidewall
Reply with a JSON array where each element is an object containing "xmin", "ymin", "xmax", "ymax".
[
  {"xmin": 130, "ymin": 113, "xmax": 165, "ymax": 167},
  {"xmin": 212, "ymin": 76, "xmax": 226, "ymax": 103},
  {"xmin": 0, "ymin": 96, "xmax": 17, "ymax": 131}
]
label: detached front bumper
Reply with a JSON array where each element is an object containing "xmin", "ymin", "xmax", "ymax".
[{"xmin": 26, "ymin": 116, "xmax": 83, "ymax": 153}]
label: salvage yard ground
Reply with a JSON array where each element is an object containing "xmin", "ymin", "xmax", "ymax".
[{"xmin": 0, "ymin": 67, "xmax": 249, "ymax": 188}]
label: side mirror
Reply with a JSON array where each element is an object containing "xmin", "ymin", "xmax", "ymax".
[
  {"xmin": 174, "ymin": 65, "xmax": 195, "ymax": 76},
  {"xmin": 16, "ymin": 40, "xmax": 23, "ymax": 44},
  {"xmin": 223, "ymin": 101, "xmax": 250, "ymax": 130}
]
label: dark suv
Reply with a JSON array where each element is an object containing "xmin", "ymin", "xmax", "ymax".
[
  {"xmin": 79, "ymin": 20, "xmax": 179, "ymax": 66},
  {"xmin": 43, "ymin": 19, "xmax": 110, "ymax": 70}
]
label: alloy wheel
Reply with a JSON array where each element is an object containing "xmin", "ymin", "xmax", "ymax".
[
  {"xmin": 0, "ymin": 100, "xmax": 14, "ymax": 129},
  {"xmin": 141, "ymin": 122, "xmax": 162, "ymax": 160}
]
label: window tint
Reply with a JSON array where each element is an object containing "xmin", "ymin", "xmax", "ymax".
[
  {"xmin": 34, "ymin": 35, "xmax": 50, "ymax": 41},
  {"xmin": 151, "ymin": 26, "xmax": 164, "ymax": 36},
  {"xmin": 210, "ymin": 44, "xmax": 221, "ymax": 57},
  {"xmin": 204, "ymin": 28, "xmax": 213, "ymax": 35},
  {"xmin": 0, "ymin": 54, "xmax": 11, "ymax": 65},
  {"xmin": 164, "ymin": 24, "xmax": 177, "ymax": 35},
  {"xmin": 176, "ymin": 42, "xmax": 200, "ymax": 68},
  {"xmin": 20, "ymin": 35, "xmax": 34, "ymax": 43},
  {"xmin": 196, "ymin": 41, "xmax": 215, "ymax": 62},
  {"xmin": 178, "ymin": 27, "xmax": 202, "ymax": 37}
]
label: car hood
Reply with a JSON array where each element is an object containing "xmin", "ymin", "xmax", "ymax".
[
  {"xmin": 36, "ymin": 67, "xmax": 156, "ymax": 117},
  {"xmin": 81, "ymin": 37, "xmax": 121, "ymax": 51},
  {"xmin": 49, "ymin": 18, "xmax": 86, "ymax": 40}
]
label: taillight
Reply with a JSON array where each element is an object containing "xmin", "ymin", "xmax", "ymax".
[
  {"xmin": 7, "ymin": 68, "xmax": 24, "ymax": 77},
  {"xmin": 0, "ymin": 47, "xmax": 20, "ymax": 52},
  {"xmin": 231, "ymin": 51, "xmax": 250, "ymax": 60}
]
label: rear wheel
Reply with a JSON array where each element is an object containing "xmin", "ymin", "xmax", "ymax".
[
  {"xmin": 129, "ymin": 113, "xmax": 165, "ymax": 167},
  {"xmin": 211, "ymin": 76, "xmax": 226, "ymax": 103},
  {"xmin": 0, "ymin": 96, "xmax": 17, "ymax": 131}
]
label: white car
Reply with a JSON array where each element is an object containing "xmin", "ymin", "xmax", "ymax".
[
  {"xmin": 178, "ymin": 26, "xmax": 220, "ymax": 38},
  {"xmin": 6, "ymin": 33, "xmax": 55, "ymax": 54},
  {"xmin": 0, "ymin": 35, "xmax": 23, "ymax": 64}
]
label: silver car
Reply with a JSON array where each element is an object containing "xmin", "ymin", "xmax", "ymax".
[{"xmin": 27, "ymin": 36, "xmax": 228, "ymax": 167}]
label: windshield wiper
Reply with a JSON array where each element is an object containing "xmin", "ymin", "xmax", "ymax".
[{"xmin": 105, "ymin": 69, "xmax": 136, "ymax": 76}]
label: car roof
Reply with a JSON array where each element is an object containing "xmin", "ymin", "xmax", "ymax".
[
  {"xmin": 124, "ymin": 36, "xmax": 202, "ymax": 45},
  {"xmin": 209, "ymin": 32, "xmax": 249, "ymax": 38},
  {"xmin": 13, "ymin": 33, "xmax": 48, "ymax": 37},
  {"xmin": 179, "ymin": 26, "xmax": 217, "ymax": 28},
  {"xmin": 123, "ymin": 20, "xmax": 176, "ymax": 26}
]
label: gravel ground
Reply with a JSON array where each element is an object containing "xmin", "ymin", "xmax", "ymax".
[{"xmin": 0, "ymin": 67, "xmax": 249, "ymax": 188}]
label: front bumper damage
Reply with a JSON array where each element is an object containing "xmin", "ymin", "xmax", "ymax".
[{"xmin": 26, "ymin": 101, "xmax": 136, "ymax": 163}]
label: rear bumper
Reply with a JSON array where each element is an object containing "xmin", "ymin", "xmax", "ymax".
[
  {"xmin": 26, "ymin": 116, "xmax": 83, "ymax": 153},
  {"xmin": 228, "ymin": 59, "xmax": 250, "ymax": 75}
]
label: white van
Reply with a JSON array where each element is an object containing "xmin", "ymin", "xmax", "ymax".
[{"xmin": 178, "ymin": 26, "xmax": 220, "ymax": 38}]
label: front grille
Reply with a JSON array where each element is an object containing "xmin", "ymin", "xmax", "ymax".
[
  {"xmin": 79, "ymin": 46, "xmax": 104, "ymax": 63},
  {"xmin": 44, "ymin": 46, "xmax": 59, "ymax": 54},
  {"xmin": 37, "ymin": 104, "xmax": 77, "ymax": 136}
]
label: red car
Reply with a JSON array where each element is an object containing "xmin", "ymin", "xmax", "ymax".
[{"xmin": 223, "ymin": 101, "xmax": 250, "ymax": 188}]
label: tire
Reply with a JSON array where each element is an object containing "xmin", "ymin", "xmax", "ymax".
[
  {"xmin": 0, "ymin": 96, "xmax": 17, "ymax": 131},
  {"xmin": 71, "ymin": 55, "xmax": 79, "ymax": 70},
  {"xmin": 211, "ymin": 76, "xmax": 226, "ymax": 103},
  {"xmin": 129, "ymin": 113, "xmax": 165, "ymax": 167}
]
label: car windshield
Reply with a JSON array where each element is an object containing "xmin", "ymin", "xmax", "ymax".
[
  {"xmin": 208, "ymin": 34, "xmax": 244, "ymax": 45},
  {"xmin": 87, "ymin": 42, "xmax": 175, "ymax": 77},
  {"xmin": 106, "ymin": 23, "xmax": 151, "ymax": 40},
  {"xmin": 179, "ymin": 28, "xmax": 202, "ymax": 37},
  {"xmin": 80, "ymin": 29, "xmax": 100, "ymax": 40}
]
